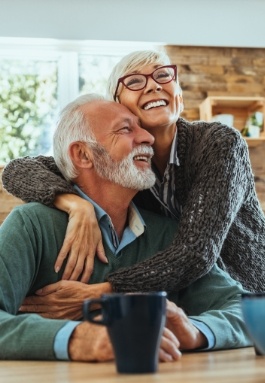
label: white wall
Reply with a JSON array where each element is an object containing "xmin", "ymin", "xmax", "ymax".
[{"xmin": 0, "ymin": 0, "xmax": 265, "ymax": 48}]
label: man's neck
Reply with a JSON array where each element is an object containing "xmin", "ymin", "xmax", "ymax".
[
  {"xmin": 76, "ymin": 178, "xmax": 137, "ymax": 240},
  {"xmin": 103, "ymin": 202, "xmax": 129, "ymax": 240}
]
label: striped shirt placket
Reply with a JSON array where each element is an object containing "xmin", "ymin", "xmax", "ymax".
[{"xmin": 150, "ymin": 130, "xmax": 181, "ymax": 220}]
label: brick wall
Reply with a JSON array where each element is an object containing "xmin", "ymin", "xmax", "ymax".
[
  {"xmin": 165, "ymin": 45, "xmax": 265, "ymax": 121},
  {"xmin": 165, "ymin": 45, "xmax": 265, "ymax": 212}
]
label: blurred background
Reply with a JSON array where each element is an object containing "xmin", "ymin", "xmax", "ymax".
[{"xmin": 0, "ymin": 0, "xmax": 265, "ymax": 220}]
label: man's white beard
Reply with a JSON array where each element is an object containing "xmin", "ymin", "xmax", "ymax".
[{"xmin": 91, "ymin": 144, "xmax": 156, "ymax": 190}]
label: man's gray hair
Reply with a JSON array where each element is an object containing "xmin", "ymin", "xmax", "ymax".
[
  {"xmin": 106, "ymin": 49, "xmax": 181, "ymax": 101},
  {"xmin": 53, "ymin": 93, "xmax": 105, "ymax": 181}
]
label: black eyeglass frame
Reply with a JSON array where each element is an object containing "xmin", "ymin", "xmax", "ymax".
[{"xmin": 113, "ymin": 65, "xmax": 177, "ymax": 101}]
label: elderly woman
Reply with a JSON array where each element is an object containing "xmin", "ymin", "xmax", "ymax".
[{"xmin": 3, "ymin": 50, "xmax": 265, "ymax": 294}]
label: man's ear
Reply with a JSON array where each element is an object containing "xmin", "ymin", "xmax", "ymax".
[{"xmin": 69, "ymin": 142, "xmax": 93, "ymax": 169}]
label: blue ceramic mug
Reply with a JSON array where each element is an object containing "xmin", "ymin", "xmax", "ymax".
[
  {"xmin": 241, "ymin": 292, "xmax": 265, "ymax": 355},
  {"xmin": 83, "ymin": 292, "xmax": 167, "ymax": 373}
]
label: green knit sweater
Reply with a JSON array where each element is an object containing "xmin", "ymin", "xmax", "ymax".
[
  {"xmin": 0, "ymin": 202, "xmax": 176, "ymax": 360},
  {"xmin": 0, "ymin": 203, "xmax": 251, "ymax": 360}
]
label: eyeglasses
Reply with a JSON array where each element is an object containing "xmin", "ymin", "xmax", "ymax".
[{"xmin": 114, "ymin": 65, "xmax": 177, "ymax": 101}]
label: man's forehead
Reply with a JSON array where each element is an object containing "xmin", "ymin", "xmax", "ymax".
[
  {"xmin": 82, "ymin": 100, "xmax": 139, "ymax": 137},
  {"xmin": 82, "ymin": 99, "xmax": 130, "ymax": 115},
  {"xmin": 86, "ymin": 100, "xmax": 137, "ymax": 123}
]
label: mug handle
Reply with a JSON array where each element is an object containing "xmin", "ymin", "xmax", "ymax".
[{"xmin": 83, "ymin": 299, "xmax": 109, "ymax": 326}]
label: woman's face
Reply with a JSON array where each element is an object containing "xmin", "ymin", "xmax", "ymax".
[{"xmin": 118, "ymin": 63, "xmax": 183, "ymax": 133}]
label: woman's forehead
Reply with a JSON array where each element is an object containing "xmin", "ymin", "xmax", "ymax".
[{"xmin": 125, "ymin": 62, "xmax": 166, "ymax": 75}]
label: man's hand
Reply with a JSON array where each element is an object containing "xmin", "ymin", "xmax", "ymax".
[
  {"xmin": 69, "ymin": 322, "xmax": 114, "ymax": 362},
  {"xmin": 159, "ymin": 327, "xmax": 182, "ymax": 362},
  {"xmin": 166, "ymin": 300, "xmax": 207, "ymax": 350},
  {"xmin": 70, "ymin": 323, "xmax": 181, "ymax": 363},
  {"xmin": 19, "ymin": 281, "xmax": 112, "ymax": 320}
]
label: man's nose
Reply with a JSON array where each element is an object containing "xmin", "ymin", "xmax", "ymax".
[{"xmin": 136, "ymin": 126, "xmax": 155, "ymax": 145}]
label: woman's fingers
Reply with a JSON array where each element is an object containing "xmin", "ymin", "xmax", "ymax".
[{"xmin": 96, "ymin": 239, "xmax": 108, "ymax": 264}]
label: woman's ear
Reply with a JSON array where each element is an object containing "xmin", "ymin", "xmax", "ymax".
[
  {"xmin": 179, "ymin": 95, "xmax": 184, "ymax": 114},
  {"xmin": 69, "ymin": 142, "xmax": 93, "ymax": 169}
]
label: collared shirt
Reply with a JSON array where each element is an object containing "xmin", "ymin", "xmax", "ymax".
[
  {"xmin": 74, "ymin": 185, "xmax": 146, "ymax": 254},
  {"xmin": 150, "ymin": 129, "xmax": 182, "ymax": 220}
]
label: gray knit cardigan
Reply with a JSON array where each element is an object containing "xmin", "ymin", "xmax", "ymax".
[{"xmin": 2, "ymin": 118, "xmax": 265, "ymax": 292}]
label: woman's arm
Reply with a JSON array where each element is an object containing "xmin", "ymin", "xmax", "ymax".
[
  {"xmin": 106, "ymin": 129, "xmax": 255, "ymax": 292},
  {"xmin": 2, "ymin": 155, "xmax": 107, "ymax": 280},
  {"xmin": 2, "ymin": 155, "xmax": 75, "ymax": 206},
  {"xmin": 54, "ymin": 194, "xmax": 107, "ymax": 281}
]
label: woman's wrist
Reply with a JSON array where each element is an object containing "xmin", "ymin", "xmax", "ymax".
[{"xmin": 54, "ymin": 193, "xmax": 93, "ymax": 215}]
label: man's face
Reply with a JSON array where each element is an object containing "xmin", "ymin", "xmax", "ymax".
[
  {"xmin": 91, "ymin": 142, "xmax": 156, "ymax": 190},
  {"xmin": 83, "ymin": 101, "xmax": 156, "ymax": 190}
]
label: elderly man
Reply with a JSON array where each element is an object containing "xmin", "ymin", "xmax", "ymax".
[{"xmin": 0, "ymin": 94, "xmax": 251, "ymax": 362}]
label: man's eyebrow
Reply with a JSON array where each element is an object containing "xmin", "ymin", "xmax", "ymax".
[
  {"xmin": 113, "ymin": 117, "xmax": 131, "ymax": 129},
  {"xmin": 124, "ymin": 117, "xmax": 139, "ymax": 125},
  {"xmin": 122, "ymin": 118, "xmax": 132, "ymax": 125},
  {"xmin": 114, "ymin": 116, "xmax": 140, "ymax": 129}
]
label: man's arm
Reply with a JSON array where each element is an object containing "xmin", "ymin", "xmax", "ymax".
[
  {"xmin": 0, "ymin": 204, "xmax": 182, "ymax": 362},
  {"xmin": 0, "ymin": 205, "xmax": 69, "ymax": 359},
  {"xmin": 0, "ymin": 204, "xmax": 114, "ymax": 361},
  {"xmin": 176, "ymin": 265, "xmax": 252, "ymax": 350},
  {"xmin": 0, "ymin": 309, "xmax": 70, "ymax": 360}
]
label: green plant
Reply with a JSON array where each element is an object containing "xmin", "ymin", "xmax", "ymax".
[{"xmin": 0, "ymin": 61, "xmax": 57, "ymax": 164}]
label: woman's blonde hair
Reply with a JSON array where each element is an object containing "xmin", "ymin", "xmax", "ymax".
[{"xmin": 106, "ymin": 49, "xmax": 178, "ymax": 101}]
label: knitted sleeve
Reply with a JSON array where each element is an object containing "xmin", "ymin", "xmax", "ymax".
[
  {"xmin": 107, "ymin": 127, "xmax": 253, "ymax": 292},
  {"xmin": 2, "ymin": 156, "xmax": 76, "ymax": 207}
]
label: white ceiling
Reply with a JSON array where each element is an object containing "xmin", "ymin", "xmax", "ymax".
[{"xmin": 0, "ymin": 0, "xmax": 265, "ymax": 48}]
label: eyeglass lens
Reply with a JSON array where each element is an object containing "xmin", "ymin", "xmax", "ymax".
[{"xmin": 123, "ymin": 66, "xmax": 175, "ymax": 91}]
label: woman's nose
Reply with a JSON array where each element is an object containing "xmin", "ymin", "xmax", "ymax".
[{"xmin": 144, "ymin": 77, "xmax": 162, "ymax": 93}]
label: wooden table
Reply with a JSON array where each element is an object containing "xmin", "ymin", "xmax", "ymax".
[{"xmin": 0, "ymin": 347, "xmax": 264, "ymax": 383}]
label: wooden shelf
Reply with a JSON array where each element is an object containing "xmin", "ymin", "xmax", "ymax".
[
  {"xmin": 245, "ymin": 137, "xmax": 265, "ymax": 147},
  {"xmin": 199, "ymin": 96, "xmax": 265, "ymax": 147}
]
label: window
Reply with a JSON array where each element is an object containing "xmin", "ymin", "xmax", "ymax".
[
  {"xmin": 0, "ymin": 58, "xmax": 58, "ymax": 162},
  {"xmin": 79, "ymin": 54, "xmax": 122, "ymax": 96},
  {"xmin": 0, "ymin": 38, "xmax": 158, "ymax": 165}
]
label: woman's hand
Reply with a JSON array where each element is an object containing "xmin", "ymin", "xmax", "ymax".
[
  {"xmin": 54, "ymin": 194, "xmax": 108, "ymax": 282},
  {"xmin": 19, "ymin": 281, "xmax": 112, "ymax": 320}
]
